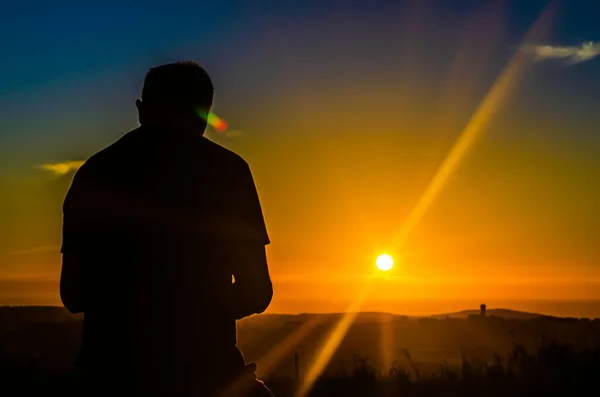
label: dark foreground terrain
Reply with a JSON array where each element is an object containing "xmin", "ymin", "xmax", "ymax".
[{"xmin": 1, "ymin": 306, "xmax": 599, "ymax": 396}]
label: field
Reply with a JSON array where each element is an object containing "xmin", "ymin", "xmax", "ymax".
[{"xmin": 1, "ymin": 306, "xmax": 599, "ymax": 396}]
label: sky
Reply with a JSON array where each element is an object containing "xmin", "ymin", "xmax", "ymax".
[{"xmin": 1, "ymin": 0, "xmax": 599, "ymax": 316}]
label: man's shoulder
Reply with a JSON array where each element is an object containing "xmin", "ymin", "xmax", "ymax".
[
  {"xmin": 201, "ymin": 137, "xmax": 249, "ymax": 171},
  {"xmin": 71, "ymin": 129, "xmax": 141, "ymax": 183},
  {"xmin": 92, "ymin": 128, "xmax": 142, "ymax": 162}
]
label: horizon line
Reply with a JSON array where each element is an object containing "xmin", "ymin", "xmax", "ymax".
[{"xmin": 2, "ymin": 304, "xmax": 599, "ymax": 320}]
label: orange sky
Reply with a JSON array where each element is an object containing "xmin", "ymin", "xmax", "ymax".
[{"xmin": 2, "ymin": 1, "xmax": 600, "ymax": 316}]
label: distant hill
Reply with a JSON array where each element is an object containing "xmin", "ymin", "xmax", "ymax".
[
  {"xmin": 0, "ymin": 305, "xmax": 80, "ymax": 326},
  {"xmin": 0, "ymin": 306, "xmax": 546, "ymax": 325},
  {"xmin": 427, "ymin": 308, "xmax": 543, "ymax": 320},
  {"xmin": 1, "ymin": 304, "xmax": 599, "ymax": 382},
  {"xmin": 252, "ymin": 309, "xmax": 546, "ymax": 322}
]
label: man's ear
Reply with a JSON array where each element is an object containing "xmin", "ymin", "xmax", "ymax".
[{"xmin": 135, "ymin": 99, "xmax": 144, "ymax": 125}]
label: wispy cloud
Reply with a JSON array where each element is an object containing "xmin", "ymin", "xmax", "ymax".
[
  {"xmin": 525, "ymin": 41, "xmax": 600, "ymax": 64},
  {"xmin": 36, "ymin": 160, "xmax": 84, "ymax": 176},
  {"xmin": 10, "ymin": 245, "xmax": 60, "ymax": 256},
  {"xmin": 0, "ymin": 272, "xmax": 58, "ymax": 281}
]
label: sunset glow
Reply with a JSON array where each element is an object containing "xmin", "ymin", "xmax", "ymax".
[{"xmin": 1, "ymin": 1, "xmax": 600, "ymax": 318}]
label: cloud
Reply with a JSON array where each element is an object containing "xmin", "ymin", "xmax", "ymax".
[
  {"xmin": 36, "ymin": 160, "xmax": 84, "ymax": 176},
  {"xmin": 10, "ymin": 245, "xmax": 60, "ymax": 256},
  {"xmin": 224, "ymin": 129, "xmax": 243, "ymax": 138},
  {"xmin": 526, "ymin": 41, "xmax": 600, "ymax": 64},
  {"xmin": 0, "ymin": 272, "xmax": 58, "ymax": 281}
]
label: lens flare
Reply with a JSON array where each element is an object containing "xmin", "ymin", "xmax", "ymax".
[
  {"xmin": 196, "ymin": 109, "xmax": 228, "ymax": 132},
  {"xmin": 207, "ymin": 112, "xmax": 228, "ymax": 132}
]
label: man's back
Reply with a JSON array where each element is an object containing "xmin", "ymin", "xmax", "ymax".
[{"xmin": 62, "ymin": 126, "xmax": 271, "ymax": 392}]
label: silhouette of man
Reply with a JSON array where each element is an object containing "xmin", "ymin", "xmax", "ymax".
[{"xmin": 60, "ymin": 61, "xmax": 274, "ymax": 396}]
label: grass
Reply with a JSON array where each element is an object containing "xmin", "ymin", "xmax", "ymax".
[
  {"xmin": 267, "ymin": 341, "xmax": 597, "ymax": 397},
  {"xmin": 0, "ymin": 341, "xmax": 597, "ymax": 396}
]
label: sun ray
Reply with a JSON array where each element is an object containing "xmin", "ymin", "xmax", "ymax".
[
  {"xmin": 391, "ymin": 2, "xmax": 557, "ymax": 252},
  {"xmin": 379, "ymin": 313, "xmax": 395, "ymax": 374},
  {"xmin": 257, "ymin": 316, "xmax": 321, "ymax": 378},
  {"xmin": 295, "ymin": 282, "xmax": 374, "ymax": 397}
]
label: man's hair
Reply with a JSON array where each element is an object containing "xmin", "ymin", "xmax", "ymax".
[{"xmin": 141, "ymin": 61, "xmax": 214, "ymax": 110}]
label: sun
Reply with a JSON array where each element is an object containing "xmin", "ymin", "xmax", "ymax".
[{"xmin": 376, "ymin": 254, "xmax": 394, "ymax": 271}]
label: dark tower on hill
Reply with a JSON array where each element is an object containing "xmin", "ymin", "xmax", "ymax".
[{"xmin": 480, "ymin": 304, "xmax": 487, "ymax": 317}]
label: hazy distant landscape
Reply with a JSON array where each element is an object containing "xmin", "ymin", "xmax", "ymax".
[
  {"xmin": 266, "ymin": 299, "xmax": 600, "ymax": 320},
  {"xmin": 1, "ymin": 305, "xmax": 599, "ymax": 396}
]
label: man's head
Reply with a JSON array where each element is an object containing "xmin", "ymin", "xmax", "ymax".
[{"xmin": 136, "ymin": 61, "xmax": 214, "ymax": 135}]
